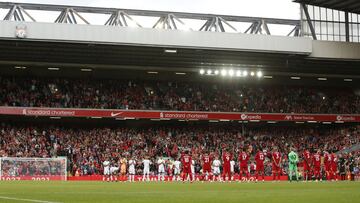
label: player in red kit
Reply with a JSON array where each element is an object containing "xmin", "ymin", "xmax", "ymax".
[
  {"xmin": 331, "ymin": 151, "xmax": 338, "ymax": 181},
  {"xmin": 181, "ymin": 151, "xmax": 193, "ymax": 182},
  {"xmin": 255, "ymin": 148, "xmax": 265, "ymax": 182},
  {"xmin": 302, "ymin": 149, "xmax": 312, "ymax": 181},
  {"xmin": 201, "ymin": 151, "xmax": 212, "ymax": 181},
  {"xmin": 222, "ymin": 149, "xmax": 233, "ymax": 181},
  {"xmin": 312, "ymin": 149, "xmax": 322, "ymax": 182},
  {"xmin": 271, "ymin": 147, "xmax": 282, "ymax": 181},
  {"xmin": 238, "ymin": 149, "xmax": 250, "ymax": 181},
  {"xmin": 324, "ymin": 151, "xmax": 332, "ymax": 180}
]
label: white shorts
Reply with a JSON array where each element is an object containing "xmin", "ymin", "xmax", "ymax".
[
  {"xmin": 158, "ymin": 165, "xmax": 165, "ymax": 173},
  {"xmin": 191, "ymin": 166, "xmax": 195, "ymax": 174},
  {"xmin": 143, "ymin": 167, "xmax": 150, "ymax": 175},
  {"xmin": 129, "ymin": 166, "xmax": 135, "ymax": 175},
  {"xmin": 174, "ymin": 168, "xmax": 181, "ymax": 175},
  {"xmin": 104, "ymin": 166, "xmax": 110, "ymax": 175},
  {"xmin": 213, "ymin": 167, "xmax": 220, "ymax": 175},
  {"xmin": 110, "ymin": 167, "xmax": 119, "ymax": 174}
]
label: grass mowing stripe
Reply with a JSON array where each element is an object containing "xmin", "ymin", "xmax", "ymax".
[{"xmin": 0, "ymin": 195, "xmax": 61, "ymax": 203}]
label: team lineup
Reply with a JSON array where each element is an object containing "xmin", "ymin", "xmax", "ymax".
[{"xmin": 101, "ymin": 146, "xmax": 353, "ymax": 182}]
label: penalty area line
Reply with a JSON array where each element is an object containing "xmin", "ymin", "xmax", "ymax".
[{"xmin": 0, "ymin": 195, "xmax": 61, "ymax": 203}]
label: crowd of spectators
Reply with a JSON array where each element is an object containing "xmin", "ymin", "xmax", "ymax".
[
  {"xmin": 0, "ymin": 123, "xmax": 359, "ymax": 176},
  {"xmin": 1, "ymin": 76, "xmax": 359, "ymax": 113}
]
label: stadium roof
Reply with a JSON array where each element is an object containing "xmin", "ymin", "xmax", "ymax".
[{"xmin": 293, "ymin": 0, "xmax": 360, "ymax": 14}]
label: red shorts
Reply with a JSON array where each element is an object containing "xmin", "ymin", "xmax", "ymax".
[
  {"xmin": 182, "ymin": 166, "xmax": 191, "ymax": 174},
  {"xmin": 202, "ymin": 167, "xmax": 211, "ymax": 173},
  {"xmin": 303, "ymin": 163, "xmax": 311, "ymax": 171},
  {"xmin": 256, "ymin": 164, "xmax": 264, "ymax": 172},
  {"xmin": 325, "ymin": 164, "xmax": 331, "ymax": 172},
  {"xmin": 240, "ymin": 165, "xmax": 248, "ymax": 171},
  {"xmin": 223, "ymin": 166, "xmax": 231, "ymax": 173},
  {"xmin": 272, "ymin": 165, "xmax": 280, "ymax": 172},
  {"xmin": 313, "ymin": 166, "xmax": 321, "ymax": 173}
]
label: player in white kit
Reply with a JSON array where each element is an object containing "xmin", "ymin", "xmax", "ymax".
[
  {"xmin": 103, "ymin": 158, "xmax": 111, "ymax": 182},
  {"xmin": 109, "ymin": 162, "xmax": 119, "ymax": 182},
  {"xmin": 191, "ymin": 159, "xmax": 195, "ymax": 181},
  {"xmin": 157, "ymin": 157, "xmax": 166, "ymax": 181},
  {"xmin": 173, "ymin": 159, "xmax": 181, "ymax": 181},
  {"xmin": 212, "ymin": 157, "xmax": 221, "ymax": 182},
  {"xmin": 230, "ymin": 160, "xmax": 235, "ymax": 181},
  {"xmin": 142, "ymin": 157, "xmax": 152, "ymax": 181},
  {"xmin": 128, "ymin": 158, "xmax": 136, "ymax": 182}
]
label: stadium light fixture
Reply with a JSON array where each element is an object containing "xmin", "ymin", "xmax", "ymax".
[
  {"xmin": 344, "ymin": 78, "xmax": 353, "ymax": 82},
  {"xmin": 267, "ymin": 121, "xmax": 277, "ymax": 124},
  {"xmin": 214, "ymin": 70, "xmax": 219, "ymax": 75},
  {"xmin": 207, "ymin": 70, "xmax": 212, "ymax": 75},
  {"xmin": 199, "ymin": 69, "xmax": 205, "ymax": 75},
  {"xmin": 317, "ymin": 77, "xmax": 327, "ymax": 81},
  {"xmin": 295, "ymin": 121, "xmax": 304, "ymax": 124},
  {"xmin": 307, "ymin": 121, "xmax": 317, "ymax": 123},
  {"xmin": 48, "ymin": 67, "xmax": 59, "ymax": 71},
  {"xmin": 219, "ymin": 119, "xmax": 230, "ymax": 122},
  {"xmin": 250, "ymin": 71, "xmax": 255, "ymax": 76},
  {"xmin": 14, "ymin": 66, "xmax": 27, "ymax": 69},
  {"xmin": 322, "ymin": 96, "xmax": 326, "ymax": 100},
  {"xmin": 221, "ymin": 69, "xmax": 227, "ymax": 76},
  {"xmin": 147, "ymin": 71, "xmax": 158, "ymax": 74},
  {"xmin": 91, "ymin": 117, "xmax": 102, "ymax": 119},
  {"xmin": 209, "ymin": 120, "xmax": 219, "ymax": 123},
  {"xmin": 322, "ymin": 122, "xmax": 332, "ymax": 124},
  {"xmin": 256, "ymin": 71, "xmax": 263, "ymax": 78},
  {"xmin": 242, "ymin": 70, "xmax": 248, "ymax": 77},
  {"xmin": 81, "ymin": 68, "xmax": 92, "ymax": 72},
  {"xmin": 164, "ymin": 49, "xmax": 177, "ymax": 53},
  {"xmin": 335, "ymin": 121, "xmax": 344, "ymax": 123},
  {"xmin": 291, "ymin": 76, "xmax": 301, "ymax": 80},
  {"xmin": 49, "ymin": 117, "xmax": 61, "ymax": 119},
  {"xmin": 228, "ymin": 69, "xmax": 234, "ymax": 77},
  {"xmin": 175, "ymin": 72, "xmax": 186, "ymax": 75},
  {"xmin": 236, "ymin": 70, "xmax": 242, "ymax": 77}
]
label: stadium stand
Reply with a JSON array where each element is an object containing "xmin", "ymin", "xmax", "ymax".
[
  {"xmin": 1, "ymin": 76, "xmax": 359, "ymax": 114},
  {"xmin": 0, "ymin": 122, "xmax": 359, "ymax": 176}
]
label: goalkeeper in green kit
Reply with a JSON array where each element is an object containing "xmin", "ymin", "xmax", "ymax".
[{"xmin": 288, "ymin": 147, "xmax": 299, "ymax": 182}]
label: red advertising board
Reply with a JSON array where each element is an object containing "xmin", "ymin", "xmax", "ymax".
[{"xmin": 0, "ymin": 106, "xmax": 359, "ymax": 122}]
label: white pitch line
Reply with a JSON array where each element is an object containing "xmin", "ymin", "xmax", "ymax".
[{"xmin": 0, "ymin": 195, "xmax": 61, "ymax": 203}]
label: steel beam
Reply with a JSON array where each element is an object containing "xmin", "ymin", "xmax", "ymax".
[
  {"xmin": 0, "ymin": 2, "xmax": 300, "ymax": 25},
  {"xmin": 301, "ymin": 3, "xmax": 317, "ymax": 40}
]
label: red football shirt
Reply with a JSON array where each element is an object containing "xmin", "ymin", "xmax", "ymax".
[
  {"xmin": 312, "ymin": 153, "xmax": 321, "ymax": 167},
  {"xmin": 202, "ymin": 154, "xmax": 212, "ymax": 170},
  {"xmin": 272, "ymin": 152, "xmax": 281, "ymax": 166},
  {"xmin": 255, "ymin": 151, "xmax": 265, "ymax": 166},
  {"xmin": 181, "ymin": 154, "xmax": 192, "ymax": 168},
  {"xmin": 239, "ymin": 152, "xmax": 249, "ymax": 166},
  {"xmin": 303, "ymin": 150, "xmax": 311, "ymax": 165},
  {"xmin": 222, "ymin": 152, "xmax": 233, "ymax": 167}
]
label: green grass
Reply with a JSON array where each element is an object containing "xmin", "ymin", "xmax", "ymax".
[{"xmin": 0, "ymin": 181, "xmax": 359, "ymax": 203}]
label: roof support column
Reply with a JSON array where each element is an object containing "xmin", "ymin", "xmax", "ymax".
[
  {"xmin": 345, "ymin": 11, "xmax": 350, "ymax": 42},
  {"xmin": 301, "ymin": 3, "xmax": 317, "ymax": 40}
]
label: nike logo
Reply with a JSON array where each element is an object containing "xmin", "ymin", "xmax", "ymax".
[{"xmin": 111, "ymin": 112, "xmax": 123, "ymax": 117}]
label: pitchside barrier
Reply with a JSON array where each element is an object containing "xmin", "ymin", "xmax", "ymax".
[{"xmin": 0, "ymin": 157, "xmax": 67, "ymax": 181}]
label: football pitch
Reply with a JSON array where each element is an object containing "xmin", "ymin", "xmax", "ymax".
[{"xmin": 0, "ymin": 181, "xmax": 359, "ymax": 203}]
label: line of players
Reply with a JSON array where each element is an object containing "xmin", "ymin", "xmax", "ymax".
[{"xmin": 102, "ymin": 147, "xmax": 348, "ymax": 182}]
